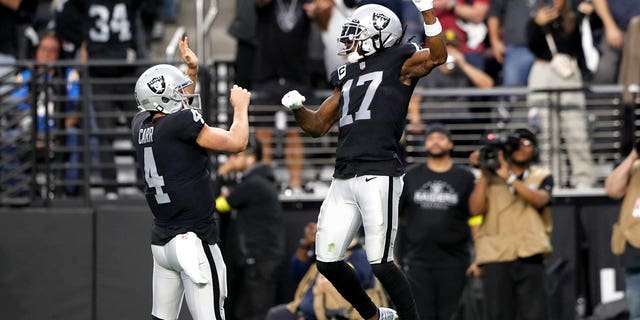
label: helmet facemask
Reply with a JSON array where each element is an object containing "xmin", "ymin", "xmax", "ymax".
[
  {"xmin": 136, "ymin": 67, "xmax": 202, "ymax": 114},
  {"xmin": 337, "ymin": 9, "xmax": 403, "ymax": 63}
]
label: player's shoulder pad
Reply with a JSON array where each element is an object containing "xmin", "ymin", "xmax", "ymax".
[
  {"xmin": 330, "ymin": 63, "xmax": 348, "ymax": 88},
  {"xmin": 408, "ymin": 41, "xmax": 423, "ymax": 52},
  {"xmin": 401, "ymin": 42, "xmax": 423, "ymax": 57},
  {"xmin": 174, "ymin": 108, "xmax": 205, "ymax": 126},
  {"xmin": 131, "ymin": 111, "xmax": 150, "ymax": 128}
]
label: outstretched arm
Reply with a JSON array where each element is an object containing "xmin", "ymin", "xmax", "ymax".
[
  {"xmin": 282, "ymin": 89, "xmax": 341, "ymax": 138},
  {"xmin": 400, "ymin": 2, "xmax": 447, "ymax": 82},
  {"xmin": 197, "ymin": 85, "xmax": 250, "ymax": 153}
]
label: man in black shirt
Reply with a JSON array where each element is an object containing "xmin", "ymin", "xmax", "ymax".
[
  {"xmin": 280, "ymin": 2, "xmax": 447, "ymax": 319},
  {"xmin": 215, "ymin": 139, "xmax": 286, "ymax": 320},
  {"xmin": 59, "ymin": 0, "xmax": 144, "ymax": 198},
  {"xmin": 131, "ymin": 37, "xmax": 250, "ymax": 320},
  {"xmin": 397, "ymin": 123, "xmax": 476, "ymax": 320}
]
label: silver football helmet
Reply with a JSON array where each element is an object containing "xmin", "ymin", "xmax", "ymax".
[
  {"xmin": 134, "ymin": 64, "xmax": 200, "ymax": 114},
  {"xmin": 337, "ymin": 4, "xmax": 403, "ymax": 62}
]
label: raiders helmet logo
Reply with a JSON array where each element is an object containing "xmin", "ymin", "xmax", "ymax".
[
  {"xmin": 147, "ymin": 76, "xmax": 166, "ymax": 94},
  {"xmin": 372, "ymin": 13, "xmax": 390, "ymax": 31}
]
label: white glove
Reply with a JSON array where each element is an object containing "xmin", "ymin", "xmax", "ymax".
[
  {"xmin": 412, "ymin": 0, "xmax": 433, "ymax": 11},
  {"xmin": 281, "ymin": 90, "xmax": 306, "ymax": 110}
]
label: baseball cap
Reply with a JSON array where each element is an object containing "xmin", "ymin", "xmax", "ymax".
[
  {"xmin": 425, "ymin": 123, "xmax": 452, "ymax": 141},
  {"xmin": 513, "ymin": 128, "xmax": 538, "ymax": 146}
]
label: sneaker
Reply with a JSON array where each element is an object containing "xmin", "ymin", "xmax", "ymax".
[{"xmin": 378, "ymin": 307, "xmax": 398, "ymax": 320}]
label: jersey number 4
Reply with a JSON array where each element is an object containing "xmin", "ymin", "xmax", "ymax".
[
  {"xmin": 339, "ymin": 71, "xmax": 383, "ymax": 127},
  {"xmin": 144, "ymin": 147, "xmax": 171, "ymax": 204}
]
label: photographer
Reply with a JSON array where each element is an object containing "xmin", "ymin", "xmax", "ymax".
[
  {"xmin": 469, "ymin": 128, "xmax": 553, "ymax": 320},
  {"xmin": 604, "ymin": 147, "xmax": 640, "ymax": 319}
]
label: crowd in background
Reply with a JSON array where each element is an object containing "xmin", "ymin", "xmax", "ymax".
[
  {"xmin": 1, "ymin": 0, "xmax": 639, "ymax": 198},
  {"xmin": 1, "ymin": 0, "xmax": 640, "ymax": 319}
]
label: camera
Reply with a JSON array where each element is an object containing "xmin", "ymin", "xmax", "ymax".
[{"xmin": 478, "ymin": 132, "xmax": 521, "ymax": 169}]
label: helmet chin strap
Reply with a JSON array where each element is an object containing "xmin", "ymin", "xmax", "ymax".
[
  {"xmin": 347, "ymin": 51, "xmax": 363, "ymax": 63},
  {"xmin": 152, "ymin": 102, "xmax": 165, "ymax": 113}
]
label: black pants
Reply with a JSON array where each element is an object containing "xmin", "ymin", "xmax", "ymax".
[
  {"xmin": 226, "ymin": 259, "xmax": 282, "ymax": 320},
  {"xmin": 404, "ymin": 263, "xmax": 467, "ymax": 320},
  {"xmin": 481, "ymin": 256, "xmax": 549, "ymax": 320}
]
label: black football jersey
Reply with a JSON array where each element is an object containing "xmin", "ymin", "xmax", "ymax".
[
  {"xmin": 131, "ymin": 109, "xmax": 218, "ymax": 245},
  {"xmin": 64, "ymin": 0, "xmax": 141, "ymax": 75},
  {"xmin": 329, "ymin": 43, "xmax": 420, "ymax": 178}
]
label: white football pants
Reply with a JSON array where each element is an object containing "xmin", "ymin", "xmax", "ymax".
[
  {"xmin": 151, "ymin": 232, "xmax": 227, "ymax": 320},
  {"xmin": 316, "ymin": 175, "xmax": 402, "ymax": 264}
]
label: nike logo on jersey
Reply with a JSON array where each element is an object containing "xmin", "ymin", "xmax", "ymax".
[{"xmin": 365, "ymin": 177, "xmax": 377, "ymax": 182}]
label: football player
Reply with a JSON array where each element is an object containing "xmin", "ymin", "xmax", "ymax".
[
  {"xmin": 280, "ymin": 1, "xmax": 446, "ymax": 319},
  {"xmin": 132, "ymin": 36, "xmax": 250, "ymax": 320}
]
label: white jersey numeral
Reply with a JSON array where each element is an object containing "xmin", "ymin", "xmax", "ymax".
[
  {"xmin": 339, "ymin": 71, "xmax": 383, "ymax": 127},
  {"xmin": 88, "ymin": 3, "xmax": 132, "ymax": 43},
  {"xmin": 144, "ymin": 147, "xmax": 171, "ymax": 204},
  {"xmin": 190, "ymin": 109, "xmax": 204, "ymax": 124}
]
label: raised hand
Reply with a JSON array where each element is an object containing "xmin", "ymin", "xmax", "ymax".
[
  {"xmin": 412, "ymin": 0, "xmax": 434, "ymax": 11},
  {"xmin": 230, "ymin": 85, "xmax": 251, "ymax": 110},
  {"xmin": 179, "ymin": 35, "xmax": 198, "ymax": 69}
]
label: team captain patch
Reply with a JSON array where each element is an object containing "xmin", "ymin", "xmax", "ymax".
[{"xmin": 147, "ymin": 76, "xmax": 166, "ymax": 94}]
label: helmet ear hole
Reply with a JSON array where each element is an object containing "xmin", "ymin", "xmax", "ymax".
[{"xmin": 162, "ymin": 97, "xmax": 170, "ymax": 103}]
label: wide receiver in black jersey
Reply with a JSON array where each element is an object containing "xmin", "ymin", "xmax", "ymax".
[
  {"xmin": 132, "ymin": 37, "xmax": 250, "ymax": 320},
  {"xmin": 280, "ymin": 2, "xmax": 446, "ymax": 320}
]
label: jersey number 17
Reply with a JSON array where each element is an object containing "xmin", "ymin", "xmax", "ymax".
[{"xmin": 339, "ymin": 71, "xmax": 383, "ymax": 127}]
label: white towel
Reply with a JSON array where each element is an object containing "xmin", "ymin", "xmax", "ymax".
[{"xmin": 581, "ymin": 17, "xmax": 600, "ymax": 73}]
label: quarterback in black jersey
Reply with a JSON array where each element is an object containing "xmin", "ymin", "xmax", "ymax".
[
  {"xmin": 132, "ymin": 37, "xmax": 250, "ymax": 320},
  {"xmin": 281, "ymin": 2, "xmax": 446, "ymax": 320}
]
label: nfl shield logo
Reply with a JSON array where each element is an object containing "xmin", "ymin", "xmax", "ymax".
[
  {"xmin": 147, "ymin": 76, "xmax": 166, "ymax": 94},
  {"xmin": 372, "ymin": 13, "xmax": 390, "ymax": 31},
  {"xmin": 359, "ymin": 61, "xmax": 366, "ymax": 70}
]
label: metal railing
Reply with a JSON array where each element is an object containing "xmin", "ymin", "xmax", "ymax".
[{"xmin": 0, "ymin": 59, "xmax": 637, "ymax": 206}]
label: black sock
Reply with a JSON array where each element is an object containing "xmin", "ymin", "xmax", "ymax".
[
  {"xmin": 371, "ymin": 262, "xmax": 419, "ymax": 320},
  {"xmin": 317, "ymin": 260, "xmax": 378, "ymax": 319}
]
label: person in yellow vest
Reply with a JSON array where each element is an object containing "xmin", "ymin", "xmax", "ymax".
[
  {"xmin": 604, "ymin": 147, "xmax": 640, "ymax": 319},
  {"xmin": 469, "ymin": 128, "xmax": 553, "ymax": 320}
]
